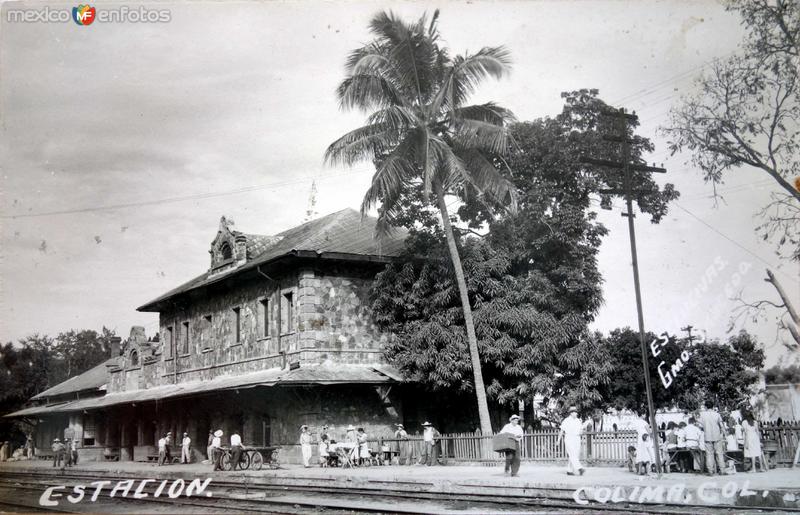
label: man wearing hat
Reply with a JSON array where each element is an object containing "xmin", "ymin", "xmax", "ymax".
[
  {"xmin": 157, "ymin": 434, "xmax": 167, "ymax": 466},
  {"xmin": 51, "ymin": 438, "xmax": 65, "ymax": 469},
  {"xmin": 299, "ymin": 425, "xmax": 313, "ymax": 467},
  {"xmin": 164, "ymin": 431, "xmax": 173, "ymax": 464},
  {"xmin": 557, "ymin": 406, "xmax": 585, "ymax": 476},
  {"xmin": 394, "ymin": 424, "xmax": 410, "ymax": 465},
  {"xmin": 206, "ymin": 430, "xmax": 214, "ymax": 463},
  {"xmin": 499, "ymin": 415, "xmax": 524, "ymax": 476},
  {"xmin": 181, "ymin": 432, "xmax": 192, "ymax": 464},
  {"xmin": 211, "ymin": 430, "xmax": 223, "ymax": 471},
  {"xmin": 419, "ymin": 422, "xmax": 440, "ymax": 466}
]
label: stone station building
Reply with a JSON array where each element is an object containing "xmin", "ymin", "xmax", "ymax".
[{"xmin": 5, "ymin": 209, "xmax": 449, "ymax": 463}]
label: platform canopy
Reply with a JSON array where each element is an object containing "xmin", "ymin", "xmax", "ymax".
[{"xmin": 4, "ymin": 364, "xmax": 402, "ymax": 418}]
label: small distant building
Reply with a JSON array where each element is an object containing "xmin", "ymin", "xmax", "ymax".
[{"xmin": 5, "ymin": 209, "xmax": 469, "ymax": 462}]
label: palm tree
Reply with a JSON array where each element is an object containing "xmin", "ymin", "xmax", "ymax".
[{"xmin": 325, "ymin": 10, "xmax": 517, "ymax": 435}]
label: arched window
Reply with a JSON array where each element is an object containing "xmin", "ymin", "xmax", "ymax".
[
  {"xmin": 220, "ymin": 242, "xmax": 233, "ymax": 260},
  {"xmin": 130, "ymin": 350, "xmax": 139, "ymax": 367}
]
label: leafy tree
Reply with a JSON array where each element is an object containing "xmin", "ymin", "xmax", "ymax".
[
  {"xmin": 371, "ymin": 216, "xmax": 611, "ymax": 421},
  {"xmin": 665, "ymin": 0, "xmax": 799, "ymax": 260},
  {"xmin": 325, "ymin": 10, "xmax": 517, "ymax": 434},
  {"xmin": 598, "ymin": 328, "xmax": 765, "ymax": 412},
  {"xmin": 0, "ymin": 336, "xmax": 53, "ymax": 445},
  {"xmin": 371, "ymin": 90, "xmax": 679, "ymax": 419},
  {"xmin": 50, "ymin": 327, "xmax": 115, "ymax": 385},
  {"xmin": 764, "ymin": 363, "xmax": 800, "ymax": 383}
]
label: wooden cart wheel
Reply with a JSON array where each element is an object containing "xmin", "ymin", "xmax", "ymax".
[
  {"xmin": 251, "ymin": 451, "xmax": 264, "ymax": 471},
  {"xmin": 269, "ymin": 449, "xmax": 280, "ymax": 469},
  {"xmin": 221, "ymin": 453, "xmax": 232, "ymax": 471},
  {"xmin": 238, "ymin": 451, "xmax": 251, "ymax": 470}
]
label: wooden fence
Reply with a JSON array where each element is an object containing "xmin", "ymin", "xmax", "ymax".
[
  {"xmin": 370, "ymin": 424, "xmax": 800, "ymax": 466},
  {"xmin": 761, "ymin": 422, "xmax": 800, "ymax": 465},
  {"xmin": 374, "ymin": 430, "xmax": 639, "ymax": 465}
]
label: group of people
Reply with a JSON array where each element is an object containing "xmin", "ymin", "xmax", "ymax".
[
  {"xmin": 156, "ymin": 431, "xmax": 193, "ymax": 466},
  {"xmin": 50, "ymin": 437, "xmax": 78, "ymax": 468},
  {"xmin": 0, "ymin": 435, "xmax": 34, "ymax": 462},
  {"xmin": 659, "ymin": 404, "xmax": 767, "ymax": 474},
  {"xmin": 629, "ymin": 401, "xmax": 767, "ymax": 475},
  {"xmin": 206, "ymin": 428, "xmax": 245, "ymax": 471},
  {"xmin": 304, "ymin": 421, "xmax": 443, "ymax": 468}
]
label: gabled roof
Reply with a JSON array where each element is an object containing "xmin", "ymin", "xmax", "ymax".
[
  {"xmin": 31, "ymin": 357, "xmax": 119, "ymax": 400},
  {"xmin": 137, "ymin": 208, "xmax": 407, "ymax": 312}
]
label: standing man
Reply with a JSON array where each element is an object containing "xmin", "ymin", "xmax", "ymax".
[
  {"xmin": 299, "ymin": 425, "xmax": 313, "ymax": 468},
  {"xmin": 699, "ymin": 400, "xmax": 726, "ymax": 475},
  {"xmin": 24, "ymin": 434, "xmax": 33, "ymax": 460},
  {"xmin": 230, "ymin": 431, "xmax": 244, "ymax": 471},
  {"xmin": 499, "ymin": 415, "xmax": 524, "ymax": 477},
  {"xmin": 64, "ymin": 438, "xmax": 73, "ymax": 467},
  {"xmin": 157, "ymin": 434, "xmax": 167, "ymax": 466},
  {"xmin": 419, "ymin": 421, "xmax": 440, "ymax": 466},
  {"xmin": 206, "ymin": 430, "xmax": 214, "ymax": 463},
  {"xmin": 0, "ymin": 441, "xmax": 8, "ymax": 462},
  {"xmin": 394, "ymin": 424, "xmax": 410, "ymax": 465},
  {"xmin": 181, "ymin": 432, "xmax": 192, "ymax": 464},
  {"xmin": 557, "ymin": 406, "xmax": 585, "ymax": 476},
  {"xmin": 211, "ymin": 430, "xmax": 223, "ymax": 471},
  {"xmin": 684, "ymin": 417, "xmax": 705, "ymax": 472},
  {"xmin": 70, "ymin": 437, "xmax": 78, "ymax": 466},
  {"xmin": 51, "ymin": 439, "xmax": 65, "ymax": 469},
  {"xmin": 164, "ymin": 431, "xmax": 173, "ymax": 465}
]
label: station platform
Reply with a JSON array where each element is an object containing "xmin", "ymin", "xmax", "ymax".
[{"xmin": 1, "ymin": 458, "xmax": 798, "ymax": 511}]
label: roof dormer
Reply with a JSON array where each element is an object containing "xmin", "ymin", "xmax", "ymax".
[{"xmin": 209, "ymin": 216, "xmax": 245, "ymax": 275}]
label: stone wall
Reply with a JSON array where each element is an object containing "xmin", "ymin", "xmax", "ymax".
[
  {"xmin": 297, "ymin": 267, "xmax": 389, "ymax": 365},
  {"xmin": 111, "ymin": 262, "xmax": 392, "ymax": 392}
]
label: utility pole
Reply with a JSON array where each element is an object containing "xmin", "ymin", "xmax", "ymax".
[
  {"xmin": 582, "ymin": 107, "xmax": 667, "ymax": 477},
  {"xmin": 681, "ymin": 325, "xmax": 696, "ymax": 345}
]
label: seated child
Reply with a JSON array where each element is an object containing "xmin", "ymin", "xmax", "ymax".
[{"xmin": 636, "ymin": 433, "xmax": 654, "ymax": 475}]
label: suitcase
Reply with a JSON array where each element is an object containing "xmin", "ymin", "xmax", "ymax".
[{"xmin": 492, "ymin": 433, "xmax": 517, "ymax": 452}]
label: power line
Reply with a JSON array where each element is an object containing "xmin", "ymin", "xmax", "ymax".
[
  {"xmin": 589, "ymin": 194, "xmax": 796, "ymax": 284},
  {"xmin": 2, "ymin": 168, "xmax": 373, "ymax": 219},
  {"xmin": 609, "ymin": 51, "xmax": 735, "ymax": 107},
  {"xmin": 672, "ymin": 202, "xmax": 797, "ymax": 284}
]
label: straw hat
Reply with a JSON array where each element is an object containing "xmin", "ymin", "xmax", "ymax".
[
  {"xmin": 395, "ymin": 423, "xmax": 404, "ymax": 429},
  {"xmin": 346, "ymin": 425, "xmax": 355, "ymax": 431},
  {"xmin": 53, "ymin": 438, "xmax": 60, "ymax": 442},
  {"xmin": 568, "ymin": 406, "xmax": 578, "ymax": 413},
  {"xmin": 213, "ymin": 429, "xmax": 223, "ymax": 437},
  {"xmin": 421, "ymin": 421, "xmax": 432, "ymax": 427},
  {"xmin": 509, "ymin": 414, "xmax": 520, "ymax": 421}
]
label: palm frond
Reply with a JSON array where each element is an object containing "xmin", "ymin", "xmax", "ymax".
[
  {"xmin": 444, "ymin": 47, "xmax": 512, "ymax": 111},
  {"xmin": 368, "ymin": 11, "xmax": 442, "ymax": 105},
  {"xmin": 452, "ymin": 119, "xmax": 510, "ymax": 154},
  {"xmin": 366, "ymin": 105, "xmax": 419, "ymax": 131},
  {"xmin": 455, "ymin": 148, "xmax": 518, "ymax": 214},
  {"xmin": 453, "ymin": 102, "xmax": 516, "ymax": 126},
  {"xmin": 360, "ymin": 132, "xmax": 421, "ymax": 214},
  {"xmin": 428, "ymin": 136, "xmax": 467, "ymax": 193},
  {"xmin": 324, "ymin": 122, "xmax": 398, "ymax": 167},
  {"xmin": 337, "ymin": 73, "xmax": 406, "ymax": 112}
]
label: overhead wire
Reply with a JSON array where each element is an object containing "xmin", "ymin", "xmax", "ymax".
[{"xmin": 3, "ymin": 167, "xmax": 374, "ymax": 219}]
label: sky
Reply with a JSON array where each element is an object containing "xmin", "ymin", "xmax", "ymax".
[{"xmin": 1, "ymin": 0, "xmax": 797, "ymax": 367}]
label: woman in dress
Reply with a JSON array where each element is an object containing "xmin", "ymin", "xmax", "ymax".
[
  {"xmin": 742, "ymin": 413, "xmax": 766, "ymax": 472},
  {"xmin": 357, "ymin": 427, "xmax": 370, "ymax": 465}
]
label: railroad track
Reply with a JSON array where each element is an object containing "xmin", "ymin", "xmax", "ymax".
[{"xmin": 0, "ymin": 470, "xmax": 787, "ymax": 514}]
